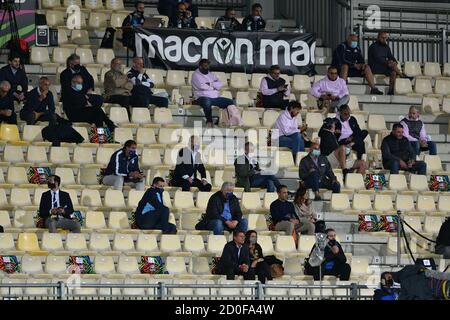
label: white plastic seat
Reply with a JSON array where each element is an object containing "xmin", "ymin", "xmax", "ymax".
[
  {"xmin": 108, "ymin": 211, "xmax": 131, "ymax": 229},
  {"xmin": 404, "ymin": 61, "xmax": 422, "ymax": 77},
  {"xmin": 414, "ymin": 78, "xmax": 433, "ymax": 95},
  {"xmin": 207, "ymin": 235, "xmax": 227, "ymax": 255},
  {"xmin": 112, "ymin": 233, "xmax": 135, "ymax": 252},
  {"xmin": 89, "ymin": 233, "xmax": 111, "ymax": 252},
  {"xmin": 166, "ymin": 70, "xmax": 186, "ymax": 87},
  {"xmin": 31, "ymin": 47, "xmax": 51, "ymax": 65},
  {"xmin": 94, "ymin": 256, "xmax": 115, "ymax": 275},
  {"xmin": 293, "ymin": 75, "xmax": 311, "ymax": 92},
  {"xmin": 166, "ymin": 256, "xmax": 187, "ymax": 274},
  {"xmin": 96, "ymin": 48, "xmax": 115, "ymax": 66},
  {"xmin": 389, "ymin": 174, "xmax": 408, "ymax": 192},
  {"xmin": 374, "ymin": 194, "xmax": 394, "ymax": 212},
  {"xmin": 417, "ymin": 195, "xmax": 436, "ymax": 212},
  {"xmin": 81, "ymin": 189, "xmax": 103, "ymax": 207},
  {"xmin": 45, "ymin": 255, "xmax": 67, "ymax": 274},
  {"xmin": 132, "ymin": 108, "xmax": 152, "ymax": 125},
  {"xmin": 65, "ymin": 233, "xmax": 88, "ymax": 251},
  {"xmin": 395, "ymin": 78, "xmax": 413, "ymax": 95},
  {"xmin": 367, "ymin": 114, "xmax": 387, "ymax": 131},
  {"xmin": 275, "ymin": 235, "xmax": 296, "ymax": 254},
  {"xmin": 104, "ymin": 189, "xmax": 126, "ymax": 210},
  {"xmin": 88, "ymin": 12, "xmax": 108, "ymax": 29},
  {"xmin": 160, "ymin": 235, "xmax": 182, "ymax": 253},
  {"xmin": 230, "ymin": 72, "xmax": 249, "ymax": 90},
  {"xmin": 331, "ymin": 193, "xmax": 350, "ymax": 211},
  {"xmin": 423, "ymin": 62, "xmax": 441, "ymax": 77},
  {"xmin": 85, "ymin": 211, "xmax": 106, "ymax": 230},
  {"xmin": 41, "ymin": 232, "xmax": 64, "ymax": 251},
  {"xmin": 305, "ymin": 112, "xmax": 323, "ymax": 131},
  {"xmin": 136, "ymin": 234, "xmax": 159, "ymax": 252},
  {"xmin": 396, "ymin": 195, "xmax": 415, "ymax": 212},
  {"xmin": 117, "ymin": 256, "xmax": 139, "ymax": 274}
]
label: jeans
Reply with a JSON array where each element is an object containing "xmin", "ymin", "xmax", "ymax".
[
  {"xmin": 278, "ymin": 132, "xmax": 305, "ymax": 156},
  {"xmin": 207, "ymin": 218, "xmax": 248, "ymax": 235},
  {"xmin": 102, "ymin": 175, "xmax": 145, "ymax": 192},
  {"xmin": 196, "ymin": 96, "xmax": 234, "ymax": 124},
  {"xmin": 387, "ymin": 160, "xmax": 427, "ymax": 175},
  {"xmin": 304, "ymin": 171, "xmax": 341, "ymax": 193},
  {"xmin": 250, "ymin": 174, "xmax": 280, "ymax": 192},
  {"xmin": 410, "ymin": 141, "xmax": 437, "ymax": 156},
  {"xmin": 329, "ymin": 95, "xmax": 350, "ymax": 113}
]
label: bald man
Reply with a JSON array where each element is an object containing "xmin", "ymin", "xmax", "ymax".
[
  {"xmin": 126, "ymin": 57, "xmax": 169, "ymax": 108},
  {"xmin": 400, "ymin": 106, "xmax": 437, "ymax": 156}
]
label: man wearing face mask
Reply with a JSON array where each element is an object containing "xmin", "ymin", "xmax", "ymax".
[
  {"xmin": 368, "ymin": 31, "xmax": 404, "ymax": 95},
  {"xmin": 126, "ymin": 57, "xmax": 169, "ymax": 108},
  {"xmin": 60, "ymin": 54, "xmax": 96, "ymax": 99},
  {"xmin": 260, "ymin": 65, "xmax": 290, "ymax": 109},
  {"xmin": 400, "ymin": 106, "xmax": 437, "ymax": 156},
  {"xmin": 168, "ymin": 2, "xmax": 197, "ymax": 28},
  {"xmin": 103, "ymin": 140, "xmax": 145, "ymax": 191},
  {"xmin": 122, "ymin": 1, "xmax": 146, "ymax": 52},
  {"xmin": 192, "ymin": 59, "xmax": 235, "ymax": 128},
  {"xmin": 299, "ymin": 142, "xmax": 340, "ymax": 201},
  {"xmin": 206, "ymin": 182, "xmax": 248, "ymax": 235},
  {"xmin": 319, "ymin": 118, "xmax": 366, "ymax": 175},
  {"xmin": 241, "ymin": 3, "xmax": 266, "ymax": 31},
  {"xmin": 171, "ymin": 136, "xmax": 212, "ymax": 192},
  {"xmin": 0, "ymin": 54, "xmax": 28, "ymax": 102},
  {"xmin": 62, "ymin": 75, "xmax": 116, "ymax": 131},
  {"xmin": 331, "ymin": 34, "xmax": 383, "ymax": 95},
  {"xmin": 135, "ymin": 177, "xmax": 177, "ymax": 233},
  {"xmin": 374, "ymin": 272, "xmax": 399, "ymax": 300},
  {"xmin": 38, "ymin": 175, "xmax": 81, "ymax": 233},
  {"xmin": 311, "ymin": 66, "xmax": 350, "ymax": 112},
  {"xmin": 0, "ymin": 81, "xmax": 17, "ymax": 124},
  {"xmin": 104, "ymin": 58, "xmax": 134, "ymax": 111}
]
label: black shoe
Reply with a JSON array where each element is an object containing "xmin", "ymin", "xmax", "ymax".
[
  {"xmin": 370, "ymin": 87, "xmax": 384, "ymax": 95},
  {"xmin": 387, "ymin": 89, "xmax": 394, "ymax": 95},
  {"xmin": 314, "ymin": 195, "xmax": 322, "ymax": 201}
]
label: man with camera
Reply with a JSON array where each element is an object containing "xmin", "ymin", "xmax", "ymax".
[
  {"xmin": 381, "ymin": 123, "xmax": 427, "ymax": 175},
  {"xmin": 38, "ymin": 175, "xmax": 81, "ymax": 233}
]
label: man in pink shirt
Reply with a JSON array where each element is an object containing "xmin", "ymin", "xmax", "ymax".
[
  {"xmin": 272, "ymin": 101, "xmax": 304, "ymax": 161},
  {"xmin": 310, "ymin": 66, "xmax": 349, "ymax": 112},
  {"xmin": 192, "ymin": 59, "xmax": 235, "ymax": 127},
  {"xmin": 400, "ymin": 106, "xmax": 437, "ymax": 156},
  {"xmin": 260, "ymin": 65, "xmax": 290, "ymax": 109}
]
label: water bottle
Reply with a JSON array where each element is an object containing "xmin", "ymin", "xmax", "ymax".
[
  {"xmin": 247, "ymin": 21, "xmax": 252, "ymax": 31},
  {"xmin": 178, "ymin": 97, "xmax": 184, "ymax": 106},
  {"xmin": 178, "ymin": 19, "xmax": 182, "ymax": 29}
]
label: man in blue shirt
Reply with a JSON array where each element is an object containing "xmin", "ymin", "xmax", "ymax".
[
  {"xmin": 373, "ymin": 272, "xmax": 399, "ymax": 300},
  {"xmin": 20, "ymin": 76, "xmax": 55, "ymax": 125}
]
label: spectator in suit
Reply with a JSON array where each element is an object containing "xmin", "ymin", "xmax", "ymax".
[
  {"xmin": 334, "ymin": 104, "xmax": 368, "ymax": 160},
  {"xmin": 245, "ymin": 230, "xmax": 272, "ymax": 284},
  {"xmin": 135, "ymin": 177, "xmax": 177, "ymax": 234},
  {"xmin": 126, "ymin": 57, "xmax": 169, "ymax": 108},
  {"xmin": 62, "ymin": 74, "xmax": 116, "ymax": 131},
  {"xmin": 292, "ymin": 185, "xmax": 317, "ymax": 235},
  {"xmin": 331, "ymin": 34, "xmax": 383, "ymax": 95},
  {"xmin": 121, "ymin": 1, "xmax": 146, "ymax": 52},
  {"xmin": 260, "ymin": 65, "xmax": 290, "ymax": 109},
  {"xmin": 319, "ymin": 117, "xmax": 366, "ymax": 175},
  {"xmin": 206, "ymin": 182, "xmax": 248, "ymax": 235},
  {"xmin": 216, "ymin": 230, "xmax": 255, "ymax": 280},
  {"xmin": 368, "ymin": 31, "xmax": 404, "ymax": 95},
  {"xmin": 234, "ymin": 141, "xmax": 280, "ymax": 192},
  {"xmin": 20, "ymin": 76, "xmax": 55, "ymax": 125},
  {"xmin": 242, "ymin": 3, "xmax": 266, "ymax": 31},
  {"xmin": 103, "ymin": 140, "xmax": 145, "ymax": 191},
  {"xmin": 104, "ymin": 58, "xmax": 133, "ymax": 110},
  {"xmin": 38, "ymin": 175, "xmax": 81, "ymax": 233},
  {"xmin": 400, "ymin": 106, "xmax": 437, "ymax": 156},
  {"xmin": 168, "ymin": 2, "xmax": 197, "ymax": 28},
  {"xmin": 381, "ymin": 123, "xmax": 427, "ymax": 175},
  {"xmin": 171, "ymin": 135, "xmax": 212, "ymax": 192},
  {"xmin": 0, "ymin": 81, "xmax": 17, "ymax": 124},
  {"xmin": 299, "ymin": 142, "xmax": 341, "ymax": 201},
  {"xmin": 270, "ymin": 185, "xmax": 300, "ymax": 238},
  {"xmin": 310, "ymin": 66, "xmax": 349, "ymax": 112},
  {"xmin": 215, "ymin": 7, "xmax": 241, "ymax": 30},
  {"xmin": 158, "ymin": 0, "xmax": 198, "ymax": 19},
  {"xmin": 0, "ymin": 54, "xmax": 28, "ymax": 102},
  {"xmin": 305, "ymin": 228, "xmax": 351, "ymax": 280},
  {"xmin": 192, "ymin": 59, "xmax": 235, "ymax": 128}
]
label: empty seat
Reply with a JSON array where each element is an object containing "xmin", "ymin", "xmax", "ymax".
[
  {"xmin": 438, "ymin": 195, "xmax": 450, "ymax": 212},
  {"xmin": 166, "ymin": 70, "xmax": 186, "ymax": 87},
  {"xmin": 11, "ymin": 189, "xmax": 32, "ymax": 207},
  {"xmin": 94, "ymin": 255, "xmax": 115, "ymax": 274},
  {"xmin": 104, "ymin": 189, "xmax": 126, "ymax": 210},
  {"xmin": 85, "ymin": 211, "xmax": 106, "ymax": 230},
  {"xmin": 345, "ymin": 173, "xmax": 365, "ymax": 190},
  {"xmin": 112, "ymin": 233, "xmax": 135, "ymax": 252},
  {"xmin": 409, "ymin": 174, "xmax": 429, "ymax": 192},
  {"xmin": 21, "ymin": 255, "xmax": 43, "ymax": 274},
  {"xmin": 184, "ymin": 234, "xmax": 205, "ymax": 253},
  {"xmin": 45, "ymin": 255, "xmax": 67, "ymax": 274},
  {"xmin": 110, "ymin": 12, "xmax": 128, "ymax": 28},
  {"xmin": 293, "ymin": 75, "xmax": 311, "ymax": 92},
  {"xmin": 331, "ymin": 193, "xmax": 350, "ymax": 211},
  {"xmin": 88, "ymin": 12, "xmax": 108, "ymax": 29},
  {"xmin": 207, "ymin": 235, "xmax": 227, "ymax": 255},
  {"xmin": 173, "ymin": 191, "xmax": 195, "ymax": 210},
  {"xmin": 424, "ymin": 155, "xmax": 442, "ymax": 173},
  {"xmin": 108, "ymin": 211, "xmax": 131, "ymax": 229},
  {"xmin": 0, "ymin": 233, "xmax": 15, "ymax": 251},
  {"xmin": 41, "ymin": 232, "xmax": 64, "ymax": 251},
  {"xmin": 305, "ymin": 112, "xmax": 323, "ymax": 131},
  {"xmin": 160, "ymin": 235, "xmax": 182, "ymax": 253},
  {"xmin": 242, "ymin": 110, "xmax": 261, "ymax": 127},
  {"xmin": 350, "ymin": 257, "xmax": 371, "ymax": 277},
  {"xmin": 109, "ymin": 106, "xmax": 130, "ymax": 125},
  {"xmin": 404, "ymin": 61, "xmax": 422, "ymax": 77},
  {"xmin": 65, "ymin": 233, "xmax": 87, "ymax": 251},
  {"xmin": 73, "ymin": 146, "xmax": 94, "ymax": 165},
  {"xmin": 153, "ymin": 108, "xmax": 174, "ymax": 125},
  {"xmin": 367, "ymin": 114, "xmax": 387, "ymax": 131},
  {"xmin": 132, "ymin": 108, "xmax": 152, "ymax": 125},
  {"xmin": 394, "ymin": 78, "xmax": 413, "ymax": 95},
  {"xmin": 46, "ymin": 10, "xmax": 65, "ymax": 27},
  {"xmin": 262, "ymin": 110, "xmax": 280, "ymax": 127},
  {"xmin": 423, "ymin": 62, "xmax": 441, "ymax": 77},
  {"xmin": 136, "ymin": 234, "xmax": 158, "ymax": 252},
  {"xmin": 117, "ymin": 256, "xmax": 139, "ymax": 274},
  {"xmin": 435, "ymin": 79, "xmax": 450, "ymax": 95},
  {"xmin": 403, "ymin": 216, "xmax": 423, "ymax": 233},
  {"xmin": 389, "ymin": 174, "xmax": 408, "ymax": 192},
  {"xmin": 106, "ymin": 0, "xmax": 125, "ymax": 10},
  {"xmin": 196, "ymin": 16, "xmax": 213, "ymax": 29},
  {"xmin": 230, "ymin": 72, "xmax": 249, "ymax": 90},
  {"xmin": 414, "ymin": 78, "xmax": 433, "ymax": 95},
  {"xmin": 424, "ymin": 216, "xmax": 443, "ymax": 234},
  {"xmin": 22, "ymin": 125, "xmax": 45, "ymax": 143},
  {"xmin": 374, "ymin": 194, "xmax": 394, "ymax": 212},
  {"xmin": 31, "ymin": 47, "xmax": 51, "ymax": 64},
  {"xmin": 3, "ymin": 145, "xmax": 25, "ymax": 164},
  {"xmin": 166, "ymin": 256, "xmax": 187, "ymax": 274},
  {"xmin": 17, "ymin": 233, "xmax": 40, "ymax": 252},
  {"xmin": 396, "ymin": 194, "xmax": 415, "ymax": 212},
  {"xmin": 275, "ymin": 235, "xmax": 296, "ymax": 254},
  {"xmin": 81, "ymin": 189, "xmax": 103, "ymax": 207},
  {"xmin": 416, "ymin": 195, "xmax": 436, "ymax": 212},
  {"xmin": 96, "ymin": 48, "xmax": 115, "ymax": 66},
  {"xmin": 96, "ymin": 147, "xmax": 116, "ymax": 166},
  {"xmin": 241, "ymin": 192, "xmax": 262, "ymax": 211}
]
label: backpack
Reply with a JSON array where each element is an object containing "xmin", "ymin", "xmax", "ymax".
[
  {"xmin": 139, "ymin": 256, "xmax": 168, "ymax": 274},
  {"xmin": 219, "ymin": 105, "xmax": 242, "ymax": 127},
  {"xmin": 365, "ymin": 173, "xmax": 387, "ymax": 190},
  {"xmin": 66, "ymin": 256, "xmax": 94, "ymax": 274},
  {"xmin": 429, "ymin": 175, "xmax": 450, "ymax": 192},
  {"xmin": 358, "ymin": 214, "xmax": 382, "ymax": 232},
  {"xmin": 0, "ymin": 256, "xmax": 21, "ymax": 274},
  {"xmin": 42, "ymin": 117, "xmax": 84, "ymax": 146},
  {"xmin": 27, "ymin": 167, "xmax": 52, "ymax": 184},
  {"xmin": 88, "ymin": 127, "xmax": 114, "ymax": 144}
]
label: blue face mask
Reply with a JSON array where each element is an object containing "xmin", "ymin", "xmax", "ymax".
[
  {"xmin": 73, "ymin": 83, "xmax": 83, "ymax": 92},
  {"xmin": 350, "ymin": 41, "xmax": 358, "ymax": 49},
  {"xmin": 129, "ymin": 149, "xmax": 137, "ymax": 157},
  {"xmin": 159, "ymin": 188, "xmax": 164, "ymax": 193},
  {"xmin": 226, "ymin": 192, "xmax": 233, "ymax": 199},
  {"xmin": 311, "ymin": 149, "xmax": 321, "ymax": 158}
]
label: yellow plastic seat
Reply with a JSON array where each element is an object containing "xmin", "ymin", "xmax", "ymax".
[
  {"xmin": 17, "ymin": 233, "xmax": 41, "ymax": 252},
  {"xmin": 112, "ymin": 233, "xmax": 135, "ymax": 252},
  {"xmin": 160, "ymin": 235, "xmax": 182, "ymax": 253},
  {"xmin": 275, "ymin": 235, "xmax": 296, "ymax": 254},
  {"xmin": 0, "ymin": 124, "xmax": 23, "ymax": 143},
  {"xmin": 104, "ymin": 189, "xmax": 126, "ymax": 210},
  {"xmin": 89, "ymin": 233, "xmax": 112, "ymax": 252},
  {"xmin": 136, "ymin": 234, "xmax": 159, "ymax": 253}
]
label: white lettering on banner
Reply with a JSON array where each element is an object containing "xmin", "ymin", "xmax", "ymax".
[
  {"xmin": 202, "ymin": 37, "xmax": 217, "ymax": 60},
  {"xmin": 183, "ymin": 36, "xmax": 202, "ymax": 63},
  {"xmin": 164, "ymin": 36, "xmax": 182, "ymax": 62},
  {"xmin": 235, "ymin": 38, "xmax": 254, "ymax": 65},
  {"xmin": 66, "ymin": 5, "xmax": 81, "ymax": 30},
  {"xmin": 260, "ymin": 39, "xmax": 291, "ymax": 66},
  {"xmin": 139, "ymin": 34, "xmax": 166, "ymax": 59},
  {"xmin": 213, "ymin": 38, "xmax": 234, "ymax": 64},
  {"xmin": 291, "ymin": 40, "xmax": 311, "ymax": 67}
]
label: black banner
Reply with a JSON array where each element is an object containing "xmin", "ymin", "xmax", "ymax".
[{"xmin": 135, "ymin": 27, "xmax": 316, "ymax": 75}]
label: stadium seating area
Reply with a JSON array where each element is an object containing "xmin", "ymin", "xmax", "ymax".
[{"xmin": 0, "ymin": 0, "xmax": 450, "ymax": 300}]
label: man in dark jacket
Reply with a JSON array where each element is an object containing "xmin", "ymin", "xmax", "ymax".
[
  {"xmin": 0, "ymin": 54, "xmax": 28, "ymax": 102},
  {"xmin": 217, "ymin": 230, "xmax": 255, "ymax": 280},
  {"xmin": 373, "ymin": 272, "xmax": 400, "ymax": 300},
  {"xmin": 368, "ymin": 31, "xmax": 404, "ymax": 95},
  {"xmin": 299, "ymin": 142, "xmax": 340, "ymax": 201},
  {"xmin": 103, "ymin": 140, "xmax": 144, "ymax": 191},
  {"xmin": 20, "ymin": 76, "xmax": 55, "ymax": 125},
  {"xmin": 62, "ymin": 75, "xmax": 115, "ymax": 131},
  {"xmin": 234, "ymin": 142, "xmax": 280, "ymax": 192},
  {"xmin": 122, "ymin": 1, "xmax": 146, "ymax": 52},
  {"xmin": 38, "ymin": 175, "xmax": 81, "ymax": 233},
  {"xmin": 259, "ymin": 65, "xmax": 290, "ymax": 109},
  {"xmin": 135, "ymin": 177, "xmax": 176, "ymax": 234},
  {"xmin": 0, "ymin": 81, "xmax": 16, "ymax": 124},
  {"xmin": 168, "ymin": 2, "xmax": 197, "ymax": 28},
  {"xmin": 241, "ymin": 3, "xmax": 266, "ymax": 31},
  {"xmin": 381, "ymin": 123, "xmax": 427, "ymax": 175},
  {"xmin": 171, "ymin": 136, "xmax": 211, "ymax": 192},
  {"xmin": 206, "ymin": 182, "xmax": 248, "ymax": 235},
  {"xmin": 436, "ymin": 217, "xmax": 450, "ymax": 258},
  {"xmin": 306, "ymin": 228, "xmax": 351, "ymax": 280},
  {"xmin": 331, "ymin": 34, "xmax": 383, "ymax": 95},
  {"xmin": 270, "ymin": 185, "xmax": 299, "ymax": 237},
  {"xmin": 60, "ymin": 54, "xmax": 97, "ymax": 100},
  {"xmin": 158, "ymin": 0, "xmax": 197, "ymax": 19},
  {"xmin": 334, "ymin": 104, "xmax": 368, "ymax": 160},
  {"xmin": 215, "ymin": 7, "xmax": 241, "ymax": 30}
]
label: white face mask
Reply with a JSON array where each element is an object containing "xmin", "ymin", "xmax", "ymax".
[{"xmin": 345, "ymin": 147, "xmax": 351, "ymax": 156}]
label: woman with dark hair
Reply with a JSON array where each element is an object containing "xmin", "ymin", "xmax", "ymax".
[
  {"xmin": 293, "ymin": 185, "xmax": 317, "ymax": 235},
  {"xmin": 245, "ymin": 230, "xmax": 272, "ymax": 284}
]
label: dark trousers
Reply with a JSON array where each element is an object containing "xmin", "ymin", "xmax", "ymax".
[
  {"xmin": 19, "ymin": 109, "xmax": 53, "ymax": 125},
  {"xmin": 108, "ymin": 95, "xmax": 131, "ymax": 108},
  {"xmin": 304, "ymin": 171, "xmax": 341, "ymax": 193},
  {"xmin": 351, "ymin": 130, "xmax": 368, "ymax": 159},
  {"xmin": 0, "ymin": 112, "xmax": 17, "ymax": 124},
  {"xmin": 130, "ymin": 89, "xmax": 168, "ymax": 108},
  {"xmin": 385, "ymin": 160, "xmax": 427, "ymax": 175},
  {"xmin": 410, "ymin": 141, "xmax": 437, "ymax": 156},
  {"xmin": 308, "ymin": 262, "xmax": 351, "ymax": 281},
  {"xmin": 250, "ymin": 174, "xmax": 280, "ymax": 192},
  {"xmin": 136, "ymin": 207, "xmax": 177, "ymax": 234},
  {"xmin": 223, "ymin": 267, "xmax": 256, "ymax": 281},
  {"xmin": 196, "ymin": 96, "xmax": 234, "ymax": 124},
  {"xmin": 262, "ymin": 93, "xmax": 289, "ymax": 109},
  {"xmin": 172, "ymin": 177, "xmax": 212, "ymax": 192},
  {"xmin": 252, "ymin": 261, "xmax": 273, "ymax": 284}
]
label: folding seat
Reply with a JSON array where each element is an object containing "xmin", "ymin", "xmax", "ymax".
[
  {"xmin": 94, "ymin": 255, "xmax": 115, "ymax": 275},
  {"xmin": 11, "ymin": 189, "xmax": 32, "ymax": 207},
  {"xmin": 117, "ymin": 256, "xmax": 139, "ymax": 274},
  {"xmin": 305, "ymin": 112, "xmax": 323, "ymax": 131},
  {"xmin": 112, "ymin": 233, "xmax": 135, "ymax": 252},
  {"xmin": 95, "ymin": 48, "xmax": 115, "ymax": 67},
  {"xmin": 173, "ymin": 191, "xmax": 195, "ymax": 211},
  {"xmin": 7, "ymin": 167, "xmax": 30, "ymax": 186},
  {"xmin": 85, "ymin": 211, "xmax": 106, "ymax": 230},
  {"xmin": 88, "ymin": 12, "xmax": 108, "ymax": 30},
  {"xmin": 136, "ymin": 234, "xmax": 159, "ymax": 253},
  {"xmin": 184, "ymin": 234, "xmax": 205, "ymax": 253},
  {"xmin": 89, "ymin": 233, "xmax": 111, "ymax": 253},
  {"xmin": 109, "ymin": 106, "xmax": 130, "ymax": 125},
  {"xmin": 188, "ymin": 257, "xmax": 210, "ymax": 275},
  {"xmin": 108, "ymin": 211, "xmax": 131, "ymax": 229},
  {"xmin": 71, "ymin": 31, "xmax": 92, "ymax": 47},
  {"xmin": 395, "ymin": 195, "xmax": 415, "ymax": 213},
  {"xmin": 3, "ymin": 145, "xmax": 25, "ymax": 165},
  {"xmin": 73, "ymin": 146, "xmax": 94, "ymax": 165},
  {"xmin": 44, "ymin": 255, "xmax": 66, "ymax": 274},
  {"xmin": 153, "ymin": 108, "xmax": 175, "ymax": 125},
  {"xmin": 141, "ymin": 148, "xmax": 162, "ymax": 167},
  {"xmin": 254, "ymin": 235, "xmax": 273, "ymax": 255},
  {"xmin": 424, "ymin": 216, "xmax": 443, "ymax": 234},
  {"xmin": 146, "ymin": 69, "xmax": 166, "ymax": 88},
  {"xmin": 166, "ymin": 70, "xmax": 186, "ymax": 88},
  {"xmin": 160, "ymin": 234, "xmax": 182, "ymax": 253},
  {"xmin": 345, "ymin": 173, "xmax": 366, "ymax": 191},
  {"xmin": 416, "ymin": 195, "xmax": 436, "ymax": 212},
  {"xmin": 46, "ymin": 10, "xmax": 65, "ymax": 27},
  {"xmin": 292, "ymin": 75, "xmax": 311, "ymax": 92},
  {"xmin": 158, "ymin": 128, "xmax": 180, "ymax": 145},
  {"xmin": 404, "ymin": 61, "xmax": 422, "ymax": 77},
  {"xmin": 241, "ymin": 110, "xmax": 261, "ymax": 127},
  {"xmin": 394, "ymin": 78, "xmax": 413, "ymax": 95},
  {"xmin": 438, "ymin": 195, "xmax": 450, "ymax": 212},
  {"xmin": 17, "ymin": 233, "xmax": 41, "ymax": 252},
  {"xmin": 275, "ymin": 150, "xmax": 296, "ymax": 169},
  {"xmin": 298, "ymin": 235, "xmax": 316, "ymax": 254},
  {"xmin": 81, "ymin": 189, "xmax": 103, "ymax": 207},
  {"xmin": 414, "ymin": 78, "xmax": 433, "ymax": 95},
  {"xmin": 22, "ymin": 125, "xmax": 45, "ymax": 144},
  {"xmin": 26, "ymin": 145, "xmax": 50, "ymax": 165},
  {"xmin": 49, "ymin": 147, "xmax": 71, "ymax": 165},
  {"xmin": 434, "ymin": 79, "xmax": 450, "ymax": 96},
  {"xmin": 54, "ymin": 168, "xmax": 77, "ymax": 188},
  {"xmin": 196, "ymin": 191, "xmax": 214, "ymax": 210},
  {"xmin": 230, "ymin": 72, "xmax": 249, "ymax": 90},
  {"xmin": 96, "ymin": 147, "xmax": 116, "ymax": 166},
  {"xmin": 104, "ymin": 188, "xmax": 126, "ymax": 210},
  {"xmin": 262, "ymin": 110, "xmax": 280, "ymax": 127},
  {"xmin": 241, "ymin": 192, "xmax": 262, "ymax": 211},
  {"xmin": 132, "ymin": 108, "xmax": 152, "ymax": 126},
  {"xmin": 373, "ymin": 194, "xmax": 394, "ymax": 212},
  {"xmin": 247, "ymin": 214, "xmax": 269, "ymax": 231},
  {"xmin": 78, "ymin": 168, "xmax": 101, "ymax": 188},
  {"xmin": 21, "ymin": 255, "xmax": 43, "ymax": 274},
  {"xmin": 127, "ymin": 189, "xmax": 145, "ymax": 209},
  {"xmin": 388, "ymin": 174, "xmax": 408, "ymax": 192},
  {"xmin": 331, "ymin": 193, "xmax": 350, "ymax": 211},
  {"xmin": 275, "ymin": 235, "xmax": 296, "ymax": 254},
  {"xmin": 77, "ymin": 48, "xmax": 103, "ymax": 68},
  {"xmin": 106, "ymin": 0, "xmax": 125, "ymax": 11},
  {"xmin": 424, "ymin": 155, "xmax": 443, "ymax": 174},
  {"xmin": 30, "ymin": 47, "xmax": 52, "ymax": 65},
  {"xmin": 409, "ymin": 174, "xmax": 430, "ymax": 192},
  {"xmin": 0, "ymin": 233, "xmax": 16, "ymax": 251},
  {"xmin": 0, "ymin": 124, "xmax": 22, "ymax": 144},
  {"xmin": 207, "ymin": 235, "xmax": 227, "ymax": 255},
  {"xmin": 65, "ymin": 233, "xmax": 88, "ymax": 252},
  {"xmin": 367, "ymin": 114, "xmax": 387, "ymax": 132},
  {"xmin": 41, "ymin": 232, "xmax": 64, "ymax": 252},
  {"xmin": 180, "ymin": 213, "xmax": 201, "ymax": 231},
  {"xmin": 423, "ymin": 62, "xmax": 441, "ymax": 77},
  {"xmin": 166, "ymin": 256, "xmax": 187, "ymax": 274}
]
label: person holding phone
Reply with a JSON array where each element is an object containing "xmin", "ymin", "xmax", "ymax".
[
  {"xmin": 260, "ymin": 65, "xmax": 290, "ymax": 109},
  {"xmin": 310, "ymin": 66, "xmax": 350, "ymax": 112}
]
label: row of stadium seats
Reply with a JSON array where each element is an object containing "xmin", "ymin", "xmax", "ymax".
[{"xmin": 41, "ymin": 0, "xmax": 127, "ymax": 11}]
